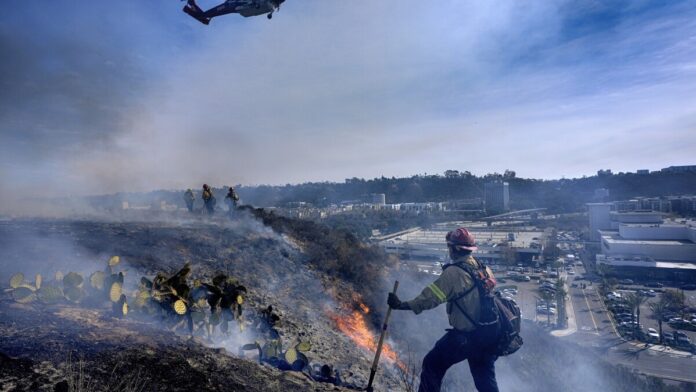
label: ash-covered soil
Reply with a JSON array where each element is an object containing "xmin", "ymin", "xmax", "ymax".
[
  {"xmin": 0, "ymin": 215, "xmax": 402, "ymax": 391},
  {"xmin": 0, "ymin": 300, "xmax": 345, "ymax": 392}
]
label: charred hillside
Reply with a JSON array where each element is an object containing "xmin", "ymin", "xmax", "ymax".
[
  {"xmin": 0, "ymin": 302, "xmax": 344, "ymax": 392},
  {"xmin": 0, "ymin": 213, "xmax": 403, "ymax": 391}
]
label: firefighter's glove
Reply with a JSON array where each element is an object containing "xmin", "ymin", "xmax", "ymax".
[{"xmin": 388, "ymin": 293, "xmax": 410, "ymax": 310}]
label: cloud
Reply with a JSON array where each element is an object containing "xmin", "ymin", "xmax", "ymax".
[{"xmin": 1, "ymin": 0, "xmax": 695, "ymax": 206}]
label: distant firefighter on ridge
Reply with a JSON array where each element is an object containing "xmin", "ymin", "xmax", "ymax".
[
  {"xmin": 183, "ymin": 188, "xmax": 195, "ymax": 212},
  {"xmin": 225, "ymin": 186, "xmax": 240, "ymax": 215},
  {"xmin": 202, "ymin": 184, "xmax": 216, "ymax": 215}
]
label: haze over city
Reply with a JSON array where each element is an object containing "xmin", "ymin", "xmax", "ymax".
[{"xmin": 1, "ymin": 0, "xmax": 695, "ymax": 200}]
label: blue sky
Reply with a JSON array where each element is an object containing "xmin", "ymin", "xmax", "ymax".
[{"xmin": 1, "ymin": 0, "xmax": 695, "ymax": 199}]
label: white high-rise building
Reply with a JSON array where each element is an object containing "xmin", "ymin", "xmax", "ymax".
[{"xmin": 587, "ymin": 203, "xmax": 612, "ymax": 241}]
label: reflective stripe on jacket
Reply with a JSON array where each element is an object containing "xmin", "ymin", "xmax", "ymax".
[{"xmin": 406, "ymin": 255, "xmax": 493, "ymax": 332}]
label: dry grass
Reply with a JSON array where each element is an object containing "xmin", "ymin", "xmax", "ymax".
[
  {"xmin": 62, "ymin": 354, "xmax": 148, "ymax": 392},
  {"xmin": 396, "ymin": 344, "xmax": 420, "ymax": 392}
]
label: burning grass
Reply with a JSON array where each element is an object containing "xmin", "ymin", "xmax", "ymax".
[{"xmin": 326, "ymin": 301, "xmax": 405, "ymax": 370}]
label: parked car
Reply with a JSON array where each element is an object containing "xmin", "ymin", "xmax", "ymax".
[
  {"xmin": 647, "ymin": 331, "xmax": 660, "ymax": 342},
  {"xmin": 537, "ymin": 306, "xmax": 557, "ymax": 315},
  {"xmin": 645, "ymin": 282, "xmax": 663, "ymax": 288},
  {"xmin": 662, "ymin": 312, "xmax": 678, "ymax": 322},
  {"xmin": 611, "ymin": 306, "xmax": 631, "ymax": 314},
  {"xmin": 663, "ymin": 332, "xmax": 674, "ymax": 341},
  {"xmin": 637, "ymin": 289, "xmax": 656, "ymax": 297},
  {"xmin": 619, "ymin": 279, "xmax": 634, "ymax": 285},
  {"xmin": 606, "ymin": 292, "xmax": 622, "ymax": 301},
  {"xmin": 681, "ymin": 284, "xmax": 696, "ymax": 291}
]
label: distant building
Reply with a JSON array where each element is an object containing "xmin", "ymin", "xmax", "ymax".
[
  {"xmin": 593, "ymin": 188, "xmax": 610, "ymax": 201},
  {"xmin": 400, "ymin": 202, "xmax": 443, "ymax": 212},
  {"xmin": 607, "ymin": 197, "xmax": 672, "ymax": 214},
  {"xmin": 597, "ymin": 169, "xmax": 613, "ymax": 176},
  {"xmin": 591, "ymin": 202, "xmax": 696, "ymax": 280},
  {"xmin": 661, "ymin": 165, "xmax": 696, "ymax": 173},
  {"xmin": 484, "ymin": 181, "xmax": 509, "ymax": 214},
  {"xmin": 380, "ymin": 228, "xmax": 542, "ymax": 264},
  {"xmin": 371, "ymin": 193, "xmax": 386, "ymax": 206},
  {"xmin": 596, "ymin": 221, "xmax": 696, "ymax": 281},
  {"xmin": 587, "ymin": 203, "xmax": 612, "ymax": 241},
  {"xmin": 445, "ymin": 198, "xmax": 484, "ymax": 211},
  {"xmin": 669, "ymin": 196, "xmax": 696, "ymax": 215},
  {"xmin": 609, "ymin": 211, "xmax": 664, "ymax": 228},
  {"xmin": 636, "ymin": 169, "xmax": 649, "ymax": 175}
]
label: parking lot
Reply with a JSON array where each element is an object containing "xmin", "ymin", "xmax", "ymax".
[
  {"xmin": 412, "ymin": 256, "xmax": 696, "ymax": 353},
  {"xmin": 492, "ymin": 262, "xmax": 584, "ymax": 327},
  {"xmin": 484, "ymin": 241, "xmax": 696, "ymax": 383},
  {"xmin": 608, "ymin": 285, "xmax": 696, "ymax": 350}
]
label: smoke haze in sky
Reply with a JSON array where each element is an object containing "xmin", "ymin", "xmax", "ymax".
[{"xmin": 1, "ymin": 0, "xmax": 695, "ymax": 203}]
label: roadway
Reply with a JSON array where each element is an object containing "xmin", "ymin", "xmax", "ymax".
[{"xmin": 565, "ymin": 269, "xmax": 696, "ymax": 383}]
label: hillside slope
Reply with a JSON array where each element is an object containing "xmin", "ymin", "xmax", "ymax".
[{"xmin": 1, "ymin": 213, "xmax": 694, "ymax": 392}]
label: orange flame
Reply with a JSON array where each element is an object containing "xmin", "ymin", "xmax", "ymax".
[
  {"xmin": 359, "ymin": 302, "xmax": 370, "ymax": 314},
  {"xmin": 327, "ymin": 303, "xmax": 405, "ymax": 370}
]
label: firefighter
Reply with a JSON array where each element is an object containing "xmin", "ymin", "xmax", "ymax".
[
  {"xmin": 202, "ymin": 184, "xmax": 216, "ymax": 215},
  {"xmin": 387, "ymin": 228, "xmax": 500, "ymax": 392},
  {"xmin": 183, "ymin": 189, "xmax": 195, "ymax": 212},
  {"xmin": 224, "ymin": 186, "xmax": 240, "ymax": 214}
]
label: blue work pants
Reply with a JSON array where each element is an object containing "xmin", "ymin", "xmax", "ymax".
[{"xmin": 418, "ymin": 329, "xmax": 499, "ymax": 392}]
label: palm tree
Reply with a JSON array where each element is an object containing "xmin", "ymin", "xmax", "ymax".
[
  {"xmin": 555, "ymin": 278, "xmax": 568, "ymax": 329},
  {"xmin": 538, "ymin": 290, "xmax": 556, "ymax": 327},
  {"xmin": 625, "ymin": 293, "xmax": 648, "ymax": 340},
  {"xmin": 600, "ymin": 277, "xmax": 618, "ymax": 296},
  {"xmin": 649, "ymin": 298, "xmax": 670, "ymax": 344},
  {"xmin": 663, "ymin": 288, "xmax": 686, "ymax": 313}
]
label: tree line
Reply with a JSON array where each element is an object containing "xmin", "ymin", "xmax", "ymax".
[{"xmin": 80, "ymin": 170, "xmax": 696, "ymax": 215}]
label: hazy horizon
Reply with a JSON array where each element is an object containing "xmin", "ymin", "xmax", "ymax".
[{"xmin": 2, "ymin": 0, "xmax": 695, "ymax": 202}]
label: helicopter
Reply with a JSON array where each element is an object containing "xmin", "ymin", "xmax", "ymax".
[{"xmin": 183, "ymin": 0, "xmax": 285, "ymax": 25}]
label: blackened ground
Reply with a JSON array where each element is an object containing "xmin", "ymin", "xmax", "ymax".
[
  {"xmin": 0, "ymin": 217, "xmax": 402, "ymax": 391},
  {"xmin": 0, "ymin": 299, "xmax": 350, "ymax": 392}
]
